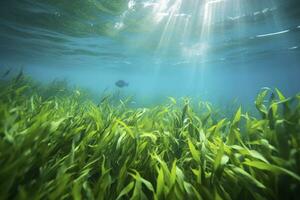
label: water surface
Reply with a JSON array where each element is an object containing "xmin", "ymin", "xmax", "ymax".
[{"xmin": 0, "ymin": 0, "xmax": 300, "ymax": 107}]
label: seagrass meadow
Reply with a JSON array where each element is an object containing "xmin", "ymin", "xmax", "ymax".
[
  {"xmin": 0, "ymin": 77, "xmax": 299, "ymax": 200},
  {"xmin": 1, "ymin": 0, "xmax": 300, "ymax": 199}
]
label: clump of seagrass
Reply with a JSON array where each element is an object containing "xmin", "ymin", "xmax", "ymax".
[{"xmin": 0, "ymin": 77, "xmax": 299, "ymax": 200}]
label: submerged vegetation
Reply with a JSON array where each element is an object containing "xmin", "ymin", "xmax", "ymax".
[{"xmin": 0, "ymin": 77, "xmax": 300, "ymax": 200}]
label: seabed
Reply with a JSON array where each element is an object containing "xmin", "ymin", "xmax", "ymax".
[{"xmin": 0, "ymin": 76, "xmax": 299, "ymax": 200}]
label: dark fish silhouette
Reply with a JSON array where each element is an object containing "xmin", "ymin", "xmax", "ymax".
[{"xmin": 115, "ymin": 80, "xmax": 129, "ymax": 88}]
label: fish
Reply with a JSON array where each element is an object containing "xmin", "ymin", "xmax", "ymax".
[{"xmin": 115, "ymin": 80, "xmax": 129, "ymax": 88}]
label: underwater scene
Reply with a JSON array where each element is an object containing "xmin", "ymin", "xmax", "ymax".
[{"xmin": 1, "ymin": 0, "xmax": 300, "ymax": 199}]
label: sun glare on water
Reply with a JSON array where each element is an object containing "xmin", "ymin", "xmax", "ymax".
[{"xmin": 112, "ymin": 0, "xmax": 282, "ymax": 66}]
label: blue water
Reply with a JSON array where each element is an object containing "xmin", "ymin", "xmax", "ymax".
[{"xmin": 0, "ymin": 0, "xmax": 300, "ymax": 107}]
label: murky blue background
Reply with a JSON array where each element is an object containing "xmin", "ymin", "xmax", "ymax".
[{"xmin": 0, "ymin": 0, "xmax": 300, "ymax": 107}]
